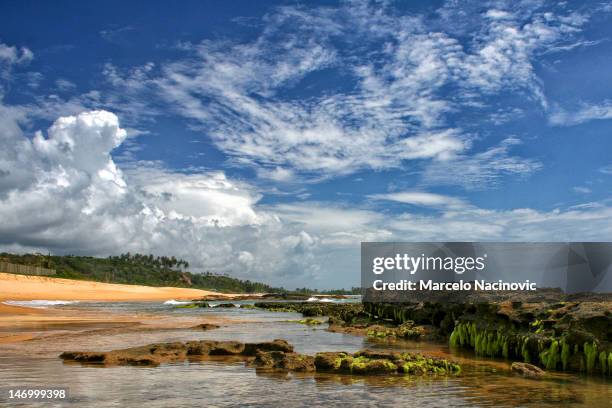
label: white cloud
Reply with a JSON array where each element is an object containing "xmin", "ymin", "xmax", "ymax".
[
  {"xmin": 0, "ymin": 41, "xmax": 33, "ymax": 86},
  {"xmin": 0, "ymin": 42, "xmax": 33, "ymax": 66},
  {"xmin": 136, "ymin": 1, "xmax": 580, "ymax": 182},
  {"xmin": 572, "ymin": 186, "xmax": 591, "ymax": 194},
  {"xmin": 549, "ymin": 101, "xmax": 612, "ymax": 126},
  {"xmin": 369, "ymin": 191, "xmax": 467, "ymax": 209},
  {"xmin": 0, "ymin": 110, "xmax": 322, "ymax": 285},
  {"xmin": 422, "ymin": 137, "xmax": 542, "ymax": 189},
  {"xmin": 55, "ymin": 78, "xmax": 76, "ymax": 91},
  {"xmin": 600, "ymin": 165, "xmax": 612, "ymax": 175},
  {"xmin": 256, "ymin": 167, "xmax": 295, "ymax": 182},
  {"xmin": 99, "ymin": 26, "xmax": 135, "ymax": 43}
]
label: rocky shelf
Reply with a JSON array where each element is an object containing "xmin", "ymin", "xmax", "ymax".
[
  {"xmin": 253, "ymin": 291, "xmax": 612, "ymax": 376},
  {"xmin": 59, "ymin": 339, "xmax": 460, "ymax": 376}
]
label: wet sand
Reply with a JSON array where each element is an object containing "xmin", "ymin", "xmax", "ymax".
[
  {"xmin": 0, "ymin": 272, "xmax": 250, "ymax": 345},
  {"xmin": 0, "ymin": 301, "xmax": 239, "ymax": 345}
]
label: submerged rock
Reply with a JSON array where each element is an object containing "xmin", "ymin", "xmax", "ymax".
[
  {"xmin": 60, "ymin": 339, "xmax": 292, "ymax": 366},
  {"xmin": 215, "ymin": 303, "xmax": 237, "ymax": 308},
  {"xmin": 191, "ymin": 323, "xmax": 220, "ymax": 331},
  {"xmin": 175, "ymin": 302, "xmax": 210, "ymax": 309},
  {"xmin": 60, "ymin": 342, "xmax": 189, "ymax": 366},
  {"xmin": 511, "ymin": 362, "xmax": 545, "ymax": 378}
]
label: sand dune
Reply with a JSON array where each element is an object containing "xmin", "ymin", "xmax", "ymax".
[{"xmin": 0, "ymin": 272, "xmax": 234, "ymax": 301}]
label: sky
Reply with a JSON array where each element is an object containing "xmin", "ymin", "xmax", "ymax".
[{"xmin": 1, "ymin": 0, "xmax": 612, "ymax": 289}]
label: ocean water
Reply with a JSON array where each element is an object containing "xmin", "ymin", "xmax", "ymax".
[{"xmin": 0, "ymin": 301, "xmax": 610, "ymax": 407}]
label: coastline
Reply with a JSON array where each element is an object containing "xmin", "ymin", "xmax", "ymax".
[
  {"xmin": 0, "ymin": 272, "xmax": 244, "ymax": 302},
  {"xmin": 0, "ymin": 272, "xmax": 250, "ymax": 345}
]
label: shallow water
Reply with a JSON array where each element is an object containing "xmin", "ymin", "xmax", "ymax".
[{"xmin": 0, "ymin": 301, "xmax": 610, "ymax": 407}]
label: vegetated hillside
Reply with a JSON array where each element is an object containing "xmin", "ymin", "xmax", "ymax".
[
  {"xmin": 0, "ymin": 252, "xmax": 361, "ymax": 295},
  {"xmin": 0, "ymin": 252, "xmax": 280, "ymax": 294}
]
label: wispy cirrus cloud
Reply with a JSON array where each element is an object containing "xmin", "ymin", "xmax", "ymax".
[
  {"xmin": 549, "ymin": 101, "xmax": 612, "ymax": 126},
  {"xmin": 369, "ymin": 191, "xmax": 468, "ymax": 209},
  {"xmin": 94, "ymin": 1, "xmax": 587, "ymax": 184},
  {"xmin": 422, "ymin": 137, "xmax": 542, "ymax": 189}
]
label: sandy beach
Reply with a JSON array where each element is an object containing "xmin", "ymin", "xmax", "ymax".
[
  {"xmin": 0, "ymin": 273, "xmax": 249, "ymax": 344},
  {"xmin": 0, "ymin": 272, "xmax": 237, "ymax": 301}
]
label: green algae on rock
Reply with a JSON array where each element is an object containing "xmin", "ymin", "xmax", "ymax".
[
  {"xmin": 288, "ymin": 318, "xmax": 323, "ymax": 326},
  {"xmin": 175, "ymin": 302, "xmax": 210, "ymax": 308},
  {"xmin": 313, "ymin": 350, "xmax": 460, "ymax": 376},
  {"xmin": 446, "ymin": 300, "xmax": 612, "ymax": 376}
]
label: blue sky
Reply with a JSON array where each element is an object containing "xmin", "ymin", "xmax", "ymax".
[{"xmin": 1, "ymin": 0, "xmax": 612, "ymax": 288}]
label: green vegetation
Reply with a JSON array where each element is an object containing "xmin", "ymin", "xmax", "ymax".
[
  {"xmin": 0, "ymin": 252, "xmax": 281, "ymax": 294},
  {"xmin": 447, "ymin": 320, "xmax": 611, "ymax": 376},
  {"xmin": 584, "ymin": 341, "xmax": 598, "ymax": 373},
  {"xmin": 0, "ymin": 252, "xmax": 359, "ymax": 295}
]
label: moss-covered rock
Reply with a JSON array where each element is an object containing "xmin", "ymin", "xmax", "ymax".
[
  {"xmin": 314, "ymin": 349, "xmax": 460, "ymax": 376},
  {"xmin": 250, "ymin": 351, "xmax": 315, "ymax": 371},
  {"xmin": 314, "ymin": 352, "xmax": 348, "ymax": 370},
  {"xmin": 175, "ymin": 301, "xmax": 210, "ymax": 308},
  {"xmin": 289, "ymin": 318, "xmax": 323, "ymax": 326}
]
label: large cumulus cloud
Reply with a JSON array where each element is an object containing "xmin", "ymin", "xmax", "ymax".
[{"xmin": 0, "ymin": 110, "xmax": 319, "ymax": 283}]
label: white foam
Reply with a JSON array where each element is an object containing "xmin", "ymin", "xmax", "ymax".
[
  {"xmin": 3, "ymin": 300, "xmax": 79, "ymax": 309},
  {"xmin": 306, "ymin": 297, "xmax": 335, "ymax": 303},
  {"xmin": 163, "ymin": 300, "xmax": 191, "ymax": 305}
]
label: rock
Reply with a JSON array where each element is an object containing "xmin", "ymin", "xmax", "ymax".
[
  {"xmin": 250, "ymin": 351, "xmax": 315, "ymax": 371},
  {"xmin": 208, "ymin": 341, "xmax": 245, "ymax": 355},
  {"xmin": 60, "ymin": 342, "xmax": 188, "ymax": 366},
  {"xmin": 62, "ymin": 339, "xmax": 294, "ymax": 365},
  {"xmin": 396, "ymin": 321, "xmax": 425, "ymax": 339},
  {"xmin": 186, "ymin": 341, "xmax": 215, "ymax": 356},
  {"xmin": 348, "ymin": 356, "xmax": 397, "ymax": 374},
  {"xmin": 242, "ymin": 339, "xmax": 294, "ymax": 356},
  {"xmin": 290, "ymin": 318, "xmax": 323, "ymax": 326},
  {"xmin": 511, "ymin": 362, "xmax": 545, "ymax": 378},
  {"xmin": 176, "ymin": 302, "xmax": 209, "ymax": 308},
  {"xmin": 314, "ymin": 352, "xmax": 349, "ymax": 370},
  {"xmin": 253, "ymin": 302, "xmax": 364, "ymax": 321},
  {"xmin": 191, "ymin": 323, "xmax": 220, "ymax": 331},
  {"xmin": 215, "ymin": 303, "xmax": 237, "ymax": 308},
  {"xmin": 314, "ymin": 349, "xmax": 460, "ymax": 375},
  {"xmin": 353, "ymin": 350, "xmax": 401, "ymax": 361},
  {"xmin": 60, "ymin": 339, "xmax": 461, "ymax": 376}
]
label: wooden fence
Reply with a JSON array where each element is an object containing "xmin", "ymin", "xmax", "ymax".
[{"xmin": 0, "ymin": 261, "xmax": 56, "ymax": 276}]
